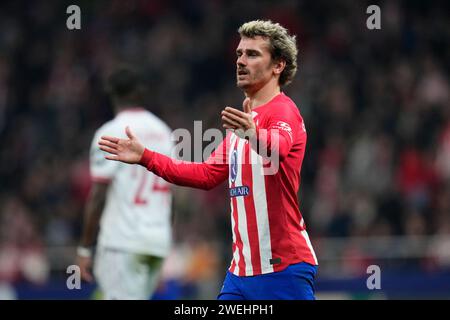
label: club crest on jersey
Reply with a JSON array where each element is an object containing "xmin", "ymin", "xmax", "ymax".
[
  {"xmin": 230, "ymin": 149, "xmax": 238, "ymax": 183},
  {"xmin": 229, "ymin": 186, "xmax": 250, "ymax": 197}
]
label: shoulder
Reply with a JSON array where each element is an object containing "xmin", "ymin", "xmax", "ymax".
[
  {"xmin": 121, "ymin": 110, "xmax": 172, "ymax": 134},
  {"xmin": 265, "ymin": 93, "xmax": 302, "ymax": 121},
  {"xmin": 277, "ymin": 93, "xmax": 301, "ymax": 116},
  {"xmin": 92, "ymin": 119, "xmax": 118, "ymax": 139},
  {"xmin": 144, "ymin": 111, "xmax": 173, "ymax": 135},
  {"xmin": 115, "ymin": 110, "xmax": 172, "ymax": 136},
  {"xmin": 130, "ymin": 111, "xmax": 173, "ymax": 150},
  {"xmin": 98, "ymin": 118, "xmax": 116, "ymax": 132}
]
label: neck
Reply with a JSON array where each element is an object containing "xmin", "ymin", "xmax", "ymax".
[
  {"xmin": 115, "ymin": 105, "xmax": 144, "ymax": 115},
  {"xmin": 245, "ymin": 79, "xmax": 281, "ymax": 109}
]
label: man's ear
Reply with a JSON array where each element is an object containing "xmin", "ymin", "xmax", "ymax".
[{"xmin": 273, "ymin": 59, "xmax": 286, "ymax": 76}]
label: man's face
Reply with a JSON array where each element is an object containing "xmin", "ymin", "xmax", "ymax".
[{"xmin": 236, "ymin": 36, "xmax": 275, "ymax": 92}]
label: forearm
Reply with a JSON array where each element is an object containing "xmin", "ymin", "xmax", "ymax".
[
  {"xmin": 249, "ymin": 128, "xmax": 291, "ymax": 161},
  {"xmin": 140, "ymin": 149, "xmax": 227, "ymax": 190},
  {"xmin": 79, "ymin": 185, "xmax": 107, "ymax": 247}
]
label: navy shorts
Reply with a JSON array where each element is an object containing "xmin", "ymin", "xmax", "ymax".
[{"xmin": 217, "ymin": 262, "xmax": 318, "ymax": 300}]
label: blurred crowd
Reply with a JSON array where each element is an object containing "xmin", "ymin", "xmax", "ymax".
[{"xmin": 0, "ymin": 0, "xmax": 449, "ymax": 295}]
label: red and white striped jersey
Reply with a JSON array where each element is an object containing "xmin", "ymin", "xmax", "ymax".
[{"xmin": 140, "ymin": 93, "xmax": 318, "ymax": 276}]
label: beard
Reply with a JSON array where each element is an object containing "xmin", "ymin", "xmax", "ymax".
[
  {"xmin": 236, "ymin": 79, "xmax": 250, "ymax": 89},
  {"xmin": 236, "ymin": 69, "xmax": 268, "ymax": 92},
  {"xmin": 236, "ymin": 70, "xmax": 253, "ymax": 89}
]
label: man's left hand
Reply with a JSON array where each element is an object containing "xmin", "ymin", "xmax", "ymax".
[{"xmin": 221, "ymin": 98, "xmax": 256, "ymax": 139}]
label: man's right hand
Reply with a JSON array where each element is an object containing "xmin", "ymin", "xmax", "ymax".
[
  {"xmin": 76, "ymin": 255, "xmax": 94, "ymax": 283},
  {"xmin": 98, "ymin": 126, "xmax": 145, "ymax": 164}
]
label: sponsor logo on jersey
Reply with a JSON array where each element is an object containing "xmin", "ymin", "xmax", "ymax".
[
  {"xmin": 273, "ymin": 121, "xmax": 293, "ymax": 141},
  {"xmin": 229, "ymin": 186, "xmax": 250, "ymax": 197},
  {"xmin": 274, "ymin": 121, "xmax": 292, "ymax": 133}
]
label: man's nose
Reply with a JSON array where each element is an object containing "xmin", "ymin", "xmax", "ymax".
[{"xmin": 237, "ymin": 55, "xmax": 246, "ymax": 66}]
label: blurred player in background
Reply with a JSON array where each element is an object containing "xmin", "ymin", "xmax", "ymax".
[
  {"xmin": 99, "ymin": 20, "xmax": 318, "ymax": 300},
  {"xmin": 76, "ymin": 68, "xmax": 174, "ymax": 299}
]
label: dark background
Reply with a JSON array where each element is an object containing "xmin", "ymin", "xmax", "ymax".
[{"xmin": 0, "ymin": 0, "xmax": 448, "ymax": 299}]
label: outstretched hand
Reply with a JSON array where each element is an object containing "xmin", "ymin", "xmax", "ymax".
[
  {"xmin": 98, "ymin": 126, "xmax": 145, "ymax": 164},
  {"xmin": 221, "ymin": 98, "xmax": 256, "ymax": 139}
]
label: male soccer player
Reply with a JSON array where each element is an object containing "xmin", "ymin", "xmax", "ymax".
[
  {"xmin": 98, "ymin": 20, "xmax": 318, "ymax": 300},
  {"xmin": 76, "ymin": 68, "xmax": 174, "ymax": 299}
]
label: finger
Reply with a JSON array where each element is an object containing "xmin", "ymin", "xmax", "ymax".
[
  {"xmin": 222, "ymin": 115, "xmax": 242, "ymax": 128},
  {"xmin": 99, "ymin": 145, "xmax": 118, "ymax": 155},
  {"xmin": 243, "ymin": 98, "xmax": 252, "ymax": 114},
  {"xmin": 223, "ymin": 123, "xmax": 237, "ymax": 129},
  {"xmin": 224, "ymin": 107, "xmax": 248, "ymax": 118},
  {"xmin": 98, "ymin": 139, "xmax": 118, "ymax": 150},
  {"xmin": 222, "ymin": 111, "xmax": 248, "ymax": 126},
  {"xmin": 125, "ymin": 126, "xmax": 136, "ymax": 140},
  {"xmin": 100, "ymin": 136, "xmax": 120, "ymax": 143},
  {"xmin": 105, "ymin": 154, "xmax": 121, "ymax": 161},
  {"xmin": 222, "ymin": 116, "xmax": 240, "ymax": 127},
  {"xmin": 81, "ymin": 271, "xmax": 93, "ymax": 282},
  {"xmin": 78, "ymin": 262, "xmax": 93, "ymax": 282}
]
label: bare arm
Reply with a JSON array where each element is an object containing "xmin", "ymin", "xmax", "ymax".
[{"xmin": 76, "ymin": 182, "xmax": 108, "ymax": 282}]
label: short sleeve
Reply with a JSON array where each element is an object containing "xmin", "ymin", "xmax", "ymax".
[{"xmin": 89, "ymin": 128, "xmax": 119, "ymax": 183}]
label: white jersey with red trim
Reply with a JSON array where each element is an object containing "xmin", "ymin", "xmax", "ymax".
[{"xmin": 90, "ymin": 108, "xmax": 173, "ymax": 257}]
